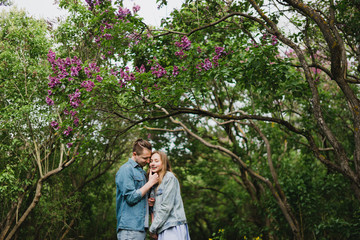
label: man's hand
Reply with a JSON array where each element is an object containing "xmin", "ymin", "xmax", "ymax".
[
  {"xmin": 150, "ymin": 232, "xmax": 158, "ymax": 239},
  {"xmin": 140, "ymin": 169, "xmax": 159, "ymax": 197},
  {"xmin": 148, "ymin": 169, "xmax": 159, "ymax": 186}
]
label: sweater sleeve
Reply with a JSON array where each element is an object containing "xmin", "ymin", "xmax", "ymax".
[{"xmin": 149, "ymin": 174, "xmax": 177, "ymax": 233}]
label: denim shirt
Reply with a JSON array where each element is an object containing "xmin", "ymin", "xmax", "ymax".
[
  {"xmin": 149, "ymin": 171, "xmax": 187, "ymax": 234},
  {"xmin": 116, "ymin": 158, "xmax": 147, "ymax": 232}
]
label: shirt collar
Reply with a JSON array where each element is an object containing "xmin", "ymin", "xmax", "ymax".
[{"xmin": 128, "ymin": 158, "xmax": 140, "ymax": 168}]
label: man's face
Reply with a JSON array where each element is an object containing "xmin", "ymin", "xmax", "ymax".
[{"xmin": 133, "ymin": 148, "xmax": 152, "ymax": 167}]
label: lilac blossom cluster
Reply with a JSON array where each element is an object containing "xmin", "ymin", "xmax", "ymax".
[
  {"xmin": 116, "ymin": 7, "xmax": 131, "ymax": 19},
  {"xmin": 85, "ymin": 0, "xmax": 106, "ymax": 11},
  {"xmin": 175, "ymin": 36, "xmax": 191, "ymax": 51},
  {"xmin": 47, "ymin": 50, "xmax": 82, "ymax": 89},
  {"xmin": 260, "ymin": 33, "xmax": 278, "ymax": 46},
  {"xmin": 91, "ymin": 5, "xmax": 142, "ymax": 58},
  {"xmin": 133, "ymin": 5, "xmax": 140, "ymax": 13},
  {"xmin": 135, "ymin": 64, "xmax": 146, "ymax": 73},
  {"xmin": 69, "ymin": 89, "xmax": 81, "ymax": 109},
  {"xmin": 63, "ymin": 126, "xmax": 73, "ymax": 137},
  {"xmin": 196, "ymin": 46, "xmax": 227, "ymax": 72},
  {"xmin": 111, "ymin": 67, "xmax": 136, "ymax": 88},
  {"xmin": 47, "ymin": 49, "xmax": 103, "ymax": 143},
  {"xmin": 151, "ymin": 63, "xmax": 167, "ymax": 78},
  {"xmin": 126, "ymin": 32, "xmax": 142, "ymax": 47},
  {"xmin": 172, "ymin": 65, "xmax": 179, "ymax": 77},
  {"xmin": 175, "ymin": 36, "xmax": 191, "ymax": 58}
]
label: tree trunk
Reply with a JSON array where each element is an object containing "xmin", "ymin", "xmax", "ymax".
[{"xmin": 4, "ymin": 179, "xmax": 43, "ymax": 240}]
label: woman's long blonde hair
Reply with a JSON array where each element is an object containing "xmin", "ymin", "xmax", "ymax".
[{"xmin": 150, "ymin": 151, "xmax": 173, "ymax": 187}]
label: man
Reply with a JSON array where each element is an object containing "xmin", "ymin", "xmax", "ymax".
[{"xmin": 116, "ymin": 139, "xmax": 159, "ymax": 240}]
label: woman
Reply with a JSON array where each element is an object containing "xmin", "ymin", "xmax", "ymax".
[{"xmin": 148, "ymin": 151, "xmax": 190, "ymax": 240}]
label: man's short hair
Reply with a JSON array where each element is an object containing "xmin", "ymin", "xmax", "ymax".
[{"xmin": 133, "ymin": 139, "xmax": 152, "ymax": 155}]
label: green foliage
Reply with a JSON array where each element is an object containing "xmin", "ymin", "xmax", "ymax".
[
  {"xmin": 0, "ymin": 8, "xmax": 51, "ymax": 227},
  {"xmin": 2, "ymin": 0, "xmax": 360, "ymax": 239}
]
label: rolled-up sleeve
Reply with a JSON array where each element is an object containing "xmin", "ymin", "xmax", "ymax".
[
  {"xmin": 116, "ymin": 166, "xmax": 143, "ymax": 206},
  {"xmin": 150, "ymin": 176, "xmax": 176, "ymax": 233}
]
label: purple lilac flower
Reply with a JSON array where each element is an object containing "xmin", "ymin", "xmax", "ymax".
[
  {"xmin": 47, "ymin": 49, "xmax": 56, "ymax": 63},
  {"xmin": 172, "ymin": 65, "xmax": 179, "ymax": 77},
  {"xmin": 151, "ymin": 63, "xmax": 167, "ymax": 78},
  {"xmin": 48, "ymin": 76, "xmax": 61, "ymax": 88},
  {"xmin": 70, "ymin": 66, "xmax": 79, "ymax": 76},
  {"xmin": 272, "ymin": 35, "xmax": 278, "ymax": 45},
  {"xmin": 69, "ymin": 89, "xmax": 81, "ymax": 109},
  {"xmin": 96, "ymin": 75, "xmax": 103, "ymax": 82},
  {"xmin": 85, "ymin": 0, "xmax": 104, "ymax": 10},
  {"xmin": 81, "ymin": 80, "xmax": 95, "ymax": 92},
  {"xmin": 175, "ymin": 36, "xmax": 191, "ymax": 51},
  {"xmin": 63, "ymin": 127, "xmax": 73, "ymax": 136},
  {"xmin": 67, "ymin": 143, "xmax": 73, "ymax": 148},
  {"xmin": 213, "ymin": 55, "xmax": 219, "ymax": 67},
  {"xmin": 119, "ymin": 68, "xmax": 136, "ymax": 82},
  {"xmin": 71, "ymin": 56, "xmax": 82, "ymax": 65},
  {"xmin": 202, "ymin": 58, "xmax": 212, "ymax": 70},
  {"xmin": 127, "ymin": 73, "xmax": 136, "ymax": 81},
  {"xmin": 116, "ymin": 7, "xmax": 131, "ymax": 19},
  {"xmin": 84, "ymin": 67, "xmax": 92, "ymax": 78},
  {"xmin": 57, "ymin": 73, "xmax": 67, "ymax": 80},
  {"xmin": 133, "ymin": 5, "xmax": 140, "ymax": 13},
  {"xmin": 70, "ymin": 110, "xmax": 78, "ymax": 117},
  {"xmin": 215, "ymin": 46, "xmax": 225, "ymax": 55},
  {"xmin": 74, "ymin": 117, "xmax": 79, "ymax": 126},
  {"xmin": 46, "ymin": 96, "xmax": 54, "ymax": 106},
  {"xmin": 65, "ymin": 57, "xmax": 71, "ymax": 66},
  {"xmin": 175, "ymin": 50, "xmax": 184, "ymax": 58},
  {"xmin": 196, "ymin": 64, "xmax": 202, "ymax": 72},
  {"xmin": 119, "ymin": 79, "xmax": 126, "ymax": 88},
  {"xmin": 85, "ymin": 0, "xmax": 93, "ymax": 10},
  {"xmin": 105, "ymin": 23, "xmax": 113, "ymax": 29},
  {"xmin": 111, "ymin": 69, "xmax": 119, "ymax": 76},
  {"xmin": 89, "ymin": 62, "xmax": 100, "ymax": 72},
  {"xmin": 50, "ymin": 121, "xmax": 58, "ymax": 128},
  {"xmin": 95, "ymin": 37, "xmax": 101, "ymax": 43},
  {"xmin": 103, "ymin": 33, "xmax": 113, "ymax": 40},
  {"xmin": 135, "ymin": 64, "xmax": 146, "ymax": 73},
  {"xmin": 48, "ymin": 90, "xmax": 53, "ymax": 96}
]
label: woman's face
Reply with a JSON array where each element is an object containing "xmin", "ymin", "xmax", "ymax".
[{"xmin": 150, "ymin": 153, "xmax": 162, "ymax": 173}]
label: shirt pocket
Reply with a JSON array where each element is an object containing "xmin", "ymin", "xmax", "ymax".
[
  {"xmin": 133, "ymin": 176, "xmax": 145, "ymax": 189},
  {"xmin": 156, "ymin": 188, "xmax": 163, "ymax": 196}
]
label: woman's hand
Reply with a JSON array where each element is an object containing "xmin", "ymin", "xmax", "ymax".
[
  {"xmin": 150, "ymin": 232, "xmax": 158, "ymax": 239},
  {"xmin": 148, "ymin": 197, "xmax": 155, "ymax": 207}
]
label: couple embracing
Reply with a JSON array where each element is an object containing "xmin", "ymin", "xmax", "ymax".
[{"xmin": 116, "ymin": 139, "xmax": 191, "ymax": 240}]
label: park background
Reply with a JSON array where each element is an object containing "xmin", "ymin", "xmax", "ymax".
[{"xmin": 1, "ymin": 0, "xmax": 360, "ymax": 239}]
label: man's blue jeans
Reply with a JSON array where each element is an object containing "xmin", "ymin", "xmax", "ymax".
[{"xmin": 117, "ymin": 230, "xmax": 146, "ymax": 240}]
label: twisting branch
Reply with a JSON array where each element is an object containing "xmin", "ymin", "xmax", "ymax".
[
  {"xmin": 144, "ymin": 97, "xmax": 301, "ymax": 238},
  {"xmin": 143, "ymin": 126, "xmax": 184, "ymax": 132},
  {"xmin": 152, "ymin": 12, "xmax": 273, "ymax": 38},
  {"xmin": 3, "ymin": 141, "xmax": 81, "ymax": 240},
  {"xmin": 249, "ymin": 120, "xmax": 299, "ymax": 230}
]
